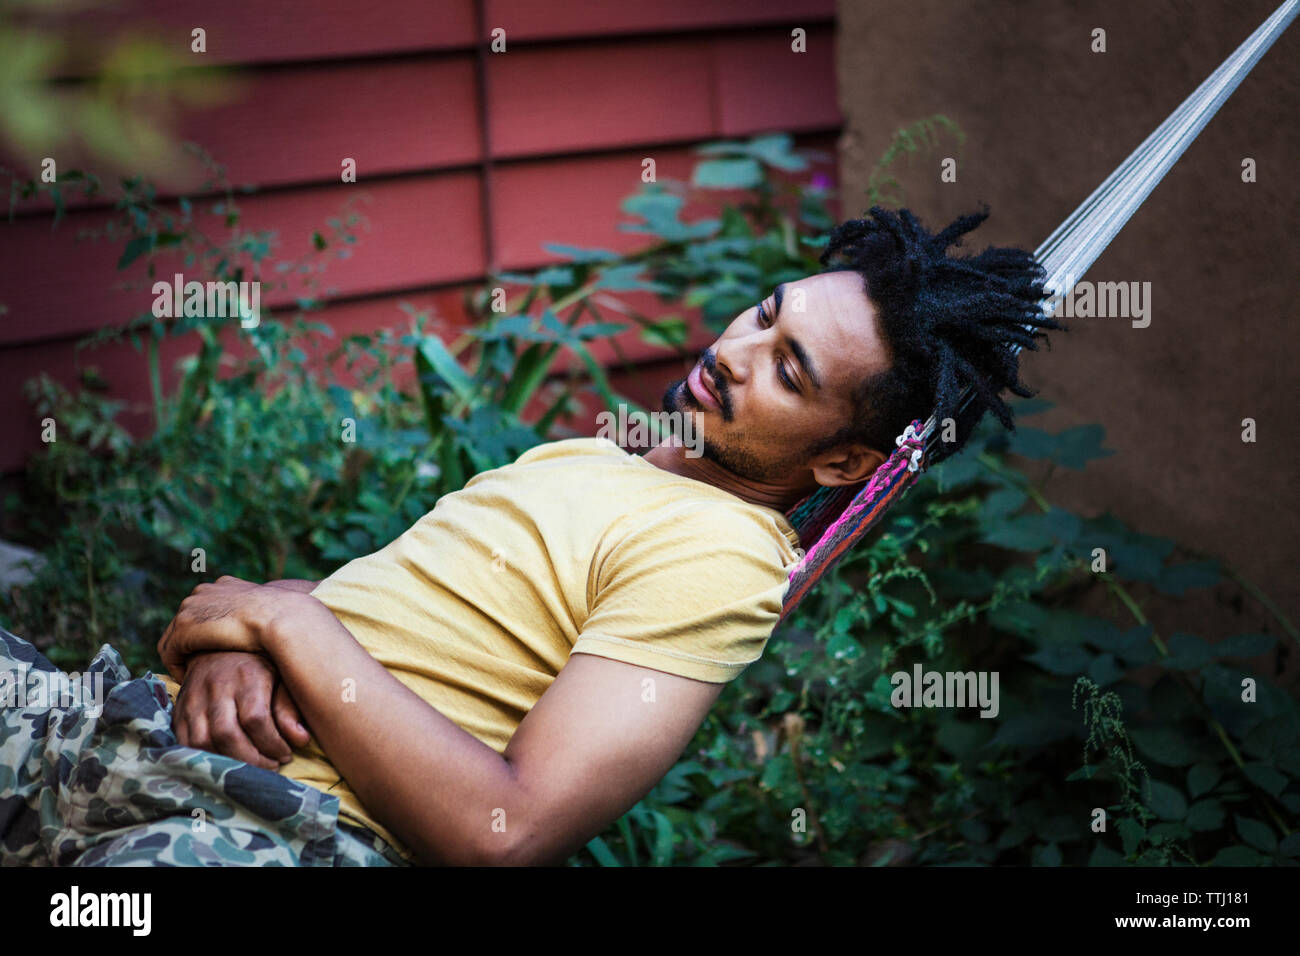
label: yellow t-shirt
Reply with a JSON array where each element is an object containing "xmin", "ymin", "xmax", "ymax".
[{"xmin": 159, "ymin": 437, "xmax": 801, "ymax": 861}]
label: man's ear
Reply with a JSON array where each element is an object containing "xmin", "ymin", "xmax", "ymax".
[{"xmin": 809, "ymin": 442, "xmax": 887, "ymax": 487}]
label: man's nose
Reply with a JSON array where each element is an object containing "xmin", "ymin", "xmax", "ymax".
[{"xmin": 712, "ymin": 336, "xmax": 751, "ymax": 386}]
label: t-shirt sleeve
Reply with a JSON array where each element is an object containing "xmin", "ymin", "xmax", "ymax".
[{"xmin": 570, "ymin": 501, "xmax": 796, "ymax": 683}]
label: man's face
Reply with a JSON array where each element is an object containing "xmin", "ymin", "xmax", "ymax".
[{"xmin": 662, "ymin": 270, "xmax": 892, "ymax": 483}]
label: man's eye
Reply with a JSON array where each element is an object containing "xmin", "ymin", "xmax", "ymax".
[{"xmin": 777, "ymin": 361, "xmax": 798, "ymax": 393}]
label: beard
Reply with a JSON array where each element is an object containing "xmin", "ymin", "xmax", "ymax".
[{"xmin": 661, "ymin": 377, "xmax": 798, "ymax": 484}]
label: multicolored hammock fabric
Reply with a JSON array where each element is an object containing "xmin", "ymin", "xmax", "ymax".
[{"xmin": 779, "ymin": 0, "xmax": 1298, "ymax": 621}]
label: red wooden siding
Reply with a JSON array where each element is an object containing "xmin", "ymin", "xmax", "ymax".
[{"xmin": 0, "ymin": 0, "xmax": 841, "ymax": 472}]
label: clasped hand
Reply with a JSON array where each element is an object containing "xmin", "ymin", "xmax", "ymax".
[
  {"xmin": 157, "ymin": 575, "xmax": 283, "ymax": 681},
  {"xmin": 161, "ymin": 576, "xmax": 314, "ymax": 768}
]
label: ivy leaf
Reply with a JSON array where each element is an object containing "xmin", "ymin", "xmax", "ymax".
[
  {"xmin": 989, "ymin": 713, "xmax": 1076, "ymax": 748},
  {"xmin": 593, "ymin": 262, "xmax": 671, "ymax": 293},
  {"xmin": 1026, "ymin": 643, "xmax": 1094, "ymax": 675},
  {"xmin": 1200, "ymin": 663, "xmax": 1250, "ymax": 712},
  {"xmin": 1130, "ymin": 726, "xmax": 1201, "ymax": 767},
  {"xmin": 639, "ymin": 317, "xmax": 688, "ymax": 348},
  {"xmin": 1149, "ymin": 822, "xmax": 1192, "ymax": 843},
  {"xmin": 979, "ymin": 486, "xmax": 1027, "ymax": 522},
  {"xmin": 1036, "ymin": 815, "xmax": 1080, "ymax": 843},
  {"xmin": 1153, "ymin": 560, "xmax": 1220, "ymax": 595},
  {"xmin": 1079, "ymin": 617, "xmax": 1135, "ymax": 650},
  {"xmin": 620, "ymin": 188, "xmax": 718, "ymax": 242},
  {"xmin": 1233, "ymin": 815, "xmax": 1277, "ymax": 854},
  {"xmin": 1032, "ymin": 843, "xmax": 1062, "ymax": 866},
  {"xmin": 1146, "ymin": 780, "xmax": 1188, "ymax": 820},
  {"xmin": 936, "ymin": 718, "xmax": 993, "ymax": 758},
  {"xmin": 1162, "ymin": 633, "xmax": 1213, "ymax": 671},
  {"xmin": 767, "ymin": 690, "xmax": 797, "ymax": 713},
  {"xmin": 984, "ymin": 513, "xmax": 1055, "ymax": 552},
  {"xmin": 987, "ymin": 599, "xmax": 1054, "ymax": 639},
  {"xmin": 532, "ymin": 265, "xmax": 575, "ymax": 287},
  {"xmin": 1277, "ymin": 747, "xmax": 1300, "ymax": 777},
  {"xmin": 117, "ymin": 235, "xmax": 153, "ymax": 270},
  {"xmin": 1186, "ymin": 799, "xmax": 1224, "ymax": 832},
  {"xmin": 692, "ymin": 158, "xmax": 764, "ymax": 190},
  {"xmin": 832, "ymin": 605, "xmax": 860, "ymax": 634},
  {"xmin": 1214, "ymin": 633, "xmax": 1277, "ymax": 658},
  {"xmin": 1011, "ymin": 396, "xmax": 1054, "ymax": 417},
  {"xmin": 1187, "ymin": 762, "xmax": 1221, "ymax": 798},
  {"xmin": 1242, "ymin": 763, "xmax": 1287, "ymax": 797},
  {"xmin": 571, "ymin": 321, "xmax": 629, "ymax": 340},
  {"xmin": 540, "ymin": 243, "xmax": 620, "ymax": 263},
  {"xmin": 997, "ymin": 822, "xmax": 1032, "ymax": 849},
  {"xmin": 743, "ymin": 133, "xmax": 809, "ymax": 171},
  {"xmin": 1117, "ymin": 816, "xmax": 1146, "ymax": 857},
  {"xmin": 1211, "ymin": 846, "xmax": 1270, "ymax": 866},
  {"xmin": 932, "ymin": 450, "xmax": 983, "ymax": 489},
  {"xmin": 1089, "ymin": 843, "xmax": 1126, "ymax": 866},
  {"xmin": 1043, "ymin": 507, "xmax": 1082, "ymax": 546},
  {"xmin": 1007, "ymin": 424, "xmax": 1114, "ymax": 469},
  {"xmin": 1241, "ymin": 723, "xmax": 1278, "ymax": 759},
  {"xmin": 825, "ymin": 630, "xmax": 863, "ymax": 662},
  {"xmin": 1087, "ymin": 652, "xmax": 1125, "ymax": 687},
  {"xmin": 884, "ymin": 595, "xmax": 916, "ymax": 618},
  {"xmin": 1079, "ymin": 515, "xmax": 1172, "ymax": 583}
]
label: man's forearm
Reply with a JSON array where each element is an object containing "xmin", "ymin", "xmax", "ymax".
[
  {"xmin": 260, "ymin": 593, "xmax": 523, "ymax": 865},
  {"xmin": 265, "ymin": 579, "xmax": 320, "ymax": 593}
]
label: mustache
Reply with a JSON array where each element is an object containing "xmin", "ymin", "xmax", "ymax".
[{"xmin": 700, "ymin": 348, "xmax": 732, "ymax": 419}]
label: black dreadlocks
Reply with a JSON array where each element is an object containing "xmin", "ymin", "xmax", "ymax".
[{"xmin": 811, "ymin": 204, "xmax": 1062, "ymax": 465}]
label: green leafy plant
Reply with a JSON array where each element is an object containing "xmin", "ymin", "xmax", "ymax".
[{"xmin": 865, "ymin": 114, "xmax": 965, "ymax": 207}]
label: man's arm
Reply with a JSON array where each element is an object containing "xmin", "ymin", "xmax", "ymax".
[
  {"xmin": 172, "ymin": 652, "xmax": 311, "ymax": 769},
  {"xmin": 259, "ymin": 592, "xmax": 723, "ymax": 866},
  {"xmin": 265, "ymin": 579, "xmax": 320, "ymax": 593},
  {"xmin": 169, "ymin": 579, "xmax": 317, "ymax": 766}
]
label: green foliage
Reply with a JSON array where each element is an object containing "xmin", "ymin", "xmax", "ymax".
[
  {"xmin": 865, "ymin": 115, "xmax": 966, "ymax": 207},
  {"xmin": 607, "ymin": 133, "xmax": 838, "ymax": 334}
]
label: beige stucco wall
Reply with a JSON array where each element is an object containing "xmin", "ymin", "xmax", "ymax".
[{"xmin": 834, "ymin": 0, "xmax": 1298, "ymax": 629}]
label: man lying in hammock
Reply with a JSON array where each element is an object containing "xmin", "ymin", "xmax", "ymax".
[{"xmin": 0, "ymin": 206, "xmax": 1057, "ymax": 866}]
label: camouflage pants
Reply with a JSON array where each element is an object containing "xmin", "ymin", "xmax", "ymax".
[{"xmin": 0, "ymin": 628, "xmax": 409, "ymax": 867}]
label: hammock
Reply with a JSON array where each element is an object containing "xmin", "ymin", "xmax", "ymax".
[{"xmin": 780, "ymin": 0, "xmax": 1298, "ymax": 620}]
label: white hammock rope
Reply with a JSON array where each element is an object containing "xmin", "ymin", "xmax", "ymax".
[{"xmin": 918, "ymin": 0, "xmax": 1298, "ymax": 461}]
